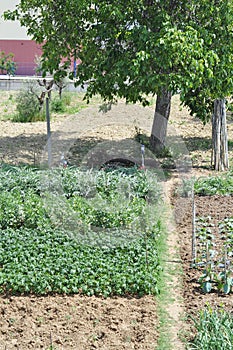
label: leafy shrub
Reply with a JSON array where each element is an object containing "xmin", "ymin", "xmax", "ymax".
[
  {"xmin": 50, "ymin": 96, "xmax": 65, "ymax": 112},
  {"xmin": 14, "ymin": 89, "xmax": 43, "ymax": 122}
]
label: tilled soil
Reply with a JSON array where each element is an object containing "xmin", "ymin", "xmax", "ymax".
[
  {"xmin": 175, "ymin": 194, "xmax": 233, "ymax": 318},
  {"xmin": 0, "ymin": 295, "xmax": 157, "ymax": 350}
]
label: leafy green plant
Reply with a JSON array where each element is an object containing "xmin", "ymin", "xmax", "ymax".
[
  {"xmin": 50, "ymin": 96, "xmax": 65, "ymax": 112},
  {"xmin": 194, "ymin": 173, "xmax": 233, "ymax": 196},
  {"xmin": 14, "ymin": 89, "xmax": 44, "ymax": 122},
  {"xmin": 0, "ymin": 226, "xmax": 161, "ymax": 296},
  {"xmin": 0, "ymin": 165, "xmax": 163, "ymax": 297},
  {"xmin": 194, "ymin": 215, "xmax": 233, "ymax": 294}
]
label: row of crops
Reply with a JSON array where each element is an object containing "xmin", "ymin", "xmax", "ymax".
[
  {"xmin": 187, "ymin": 172, "xmax": 233, "ymax": 349},
  {"xmin": 191, "ymin": 173, "xmax": 233, "ymax": 294},
  {"xmin": 0, "ymin": 164, "xmax": 163, "ymax": 297},
  {"xmin": 195, "ymin": 215, "xmax": 233, "ymax": 294}
]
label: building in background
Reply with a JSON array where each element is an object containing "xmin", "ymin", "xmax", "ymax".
[{"xmin": 0, "ymin": 0, "xmax": 42, "ymax": 75}]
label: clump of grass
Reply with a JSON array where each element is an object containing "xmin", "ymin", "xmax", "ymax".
[
  {"xmin": 188, "ymin": 306, "xmax": 233, "ymax": 350},
  {"xmin": 0, "ymin": 91, "xmax": 17, "ymax": 121}
]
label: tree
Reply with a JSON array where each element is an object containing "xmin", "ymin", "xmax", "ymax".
[
  {"xmin": 4, "ymin": 1, "xmax": 233, "ymax": 158},
  {"xmin": 0, "ymin": 51, "xmax": 17, "ymax": 76},
  {"xmin": 212, "ymin": 99, "xmax": 229, "ymax": 171},
  {"xmin": 180, "ymin": 1, "xmax": 233, "ymax": 170}
]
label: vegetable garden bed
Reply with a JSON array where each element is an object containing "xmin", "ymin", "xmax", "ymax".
[
  {"xmin": 0, "ymin": 164, "xmax": 164, "ymax": 349},
  {"xmin": 175, "ymin": 175, "xmax": 233, "ymax": 348},
  {"xmin": 0, "ymin": 165, "xmax": 163, "ymax": 297}
]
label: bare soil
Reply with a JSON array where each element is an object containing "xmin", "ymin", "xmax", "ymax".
[
  {"xmin": 0, "ymin": 295, "xmax": 157, "ymax": 350},
  {"xmin": 0, "ymin": 94, "xmax": 233, "ymax": 349},
  {"xmin": 176, "ymin": 195, "xmax": 233, "ymax": 314}
]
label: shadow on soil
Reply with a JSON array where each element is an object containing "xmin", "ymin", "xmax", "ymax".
[
  {"xmin": 183, "ymin": 136, "xmax": 212, "ymax": 152},
  {"xmin": 0, "ymin": 132, "xmax": 163, "ymax": 173},
  {"xmin": 1, "ymin": 130, "xmax": 219, "ymax": 175}
]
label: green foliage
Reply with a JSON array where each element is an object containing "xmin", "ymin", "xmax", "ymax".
[
  {"xmin": 14, "ymin": 89, "xmax": 44, "ymax": 122},
  {"xmin": 5, "ymin": 1, "xmax": 233, "ymax": 115},
  {"xmin": 193, "ymin": 214, "xmax": 233, "ymax": 294},
  {"xmin": 189, "ymin": 306, "xmax": 233, "ymax": 350},
  {"xmin": 50, "ymin": 92, "xmax": 72, "ymax": 112},
  {"xmin": 0, "ymin": 165, "xmax": 163, "ymax": 296},
  {"xmin": 0, "ymin": 189, "xmax": 49, "ymax": 230},
  {"xmin": 0, "ymin": 227, "xmax": 161, "ymax": 296},
  {"xmin": 0, "ymin": 165, "xmax": 41, "ymax": 193},
  {"xmin": 194, "ymin": 172, "xmax": 233, "ymax": 196},
  {"xmin": 180, "ymin": 1, "xmax": 233, "ymax": 122},
  {"xmin": 0, "ymin": 51, "xmax": 17, "ymax": 76},
  {"xmin": 50, "ymin": 96, "xmax": 65, "ymax": 112}
]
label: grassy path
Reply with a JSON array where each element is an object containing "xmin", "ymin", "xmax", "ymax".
[{"xmin": 157, "ymin": 177, "xmax": 185, "ymax": 350}]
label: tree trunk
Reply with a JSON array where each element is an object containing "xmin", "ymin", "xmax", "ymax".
[
  {"xmin": 211, "ymin": 98, "xmax": 229, "ymax": 171},
  {"xmin": 150, "ymin": 89, "xmax": 172, "ymax": 153}
]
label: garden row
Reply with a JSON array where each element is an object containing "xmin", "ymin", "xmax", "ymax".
[
  {"xmin": 193, "ymin": 172, "xmax": 233, "ymax": 294},
  {"xmin": 185, "ymin": 171, "xmax": 233, "ymax": 349},
  {"xmin": 0, "ymin": 165, "xmax": 163, "ymax": 297},
  {"xmin": 195, "ymin": 215, "xmax": 233, "ymax": 294}
]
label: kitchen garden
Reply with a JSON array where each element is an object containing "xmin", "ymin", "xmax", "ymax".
[
  {"xmin": 178, "ymin": 172, "xmax": 233, "ymax": 349},
  {"xmin": 0, "ymin": 92, "xmax": 232, "ymax": 349},
  {"xmin": 0, "ymin": 165, "xmax": 163, "ymax": 298}
]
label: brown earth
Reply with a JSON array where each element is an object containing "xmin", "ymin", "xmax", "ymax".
[
  {"xmin": 0, "ymin": 93, "xmax": 233, "ymax": 349},
  {"xmin": 0, "ymin": 295, "xmax": 157, "ymax": 350},
  {"xmin": 176, "ymin": 194, "xmax": 233, "ymax": 309},
  {"xmin": 175, "ymin": 194, "xmax": 233, "ymax": 342}
]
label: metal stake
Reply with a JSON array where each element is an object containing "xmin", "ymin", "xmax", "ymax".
[
  {"xmin": 46, "ymin": 97, "xmax": 52, "ymax": 168},
  {"xmin": 141, "ymin": 144, "xmax": 145, "ymax": 169}
]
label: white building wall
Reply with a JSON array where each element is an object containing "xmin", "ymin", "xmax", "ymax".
[{"xmin": 0, "ymin": 0, "xmax": 29, "ymax": 39}]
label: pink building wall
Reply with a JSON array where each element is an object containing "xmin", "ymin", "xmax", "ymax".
[{"xmin": 0, "ymin": 39, "xmax": 42, "ymax": 75}]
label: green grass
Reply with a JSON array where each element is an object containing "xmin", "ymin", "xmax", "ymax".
[
  {"xmin": 156, "ymin": 228, "xmax": 173, "ymax": 350},
  {"xmin": 155, "ymin": 201, "xmax": 185, "ymax": 350},
  {"xmin": 61, "ymin": 91, "xmax": 102, "ymax": 115},
  {"xmin": 188, "ymin": 306, "xmax": 233, "ymax": 350}
]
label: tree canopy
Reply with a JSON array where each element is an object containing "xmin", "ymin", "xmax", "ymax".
[
  {"xmin": 4, "ymin": 1, "xmax": 233, "ymax": 148},
  {"xmin": 180, "ymin": 1, "xmax": 233, "ymax": 123}
]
